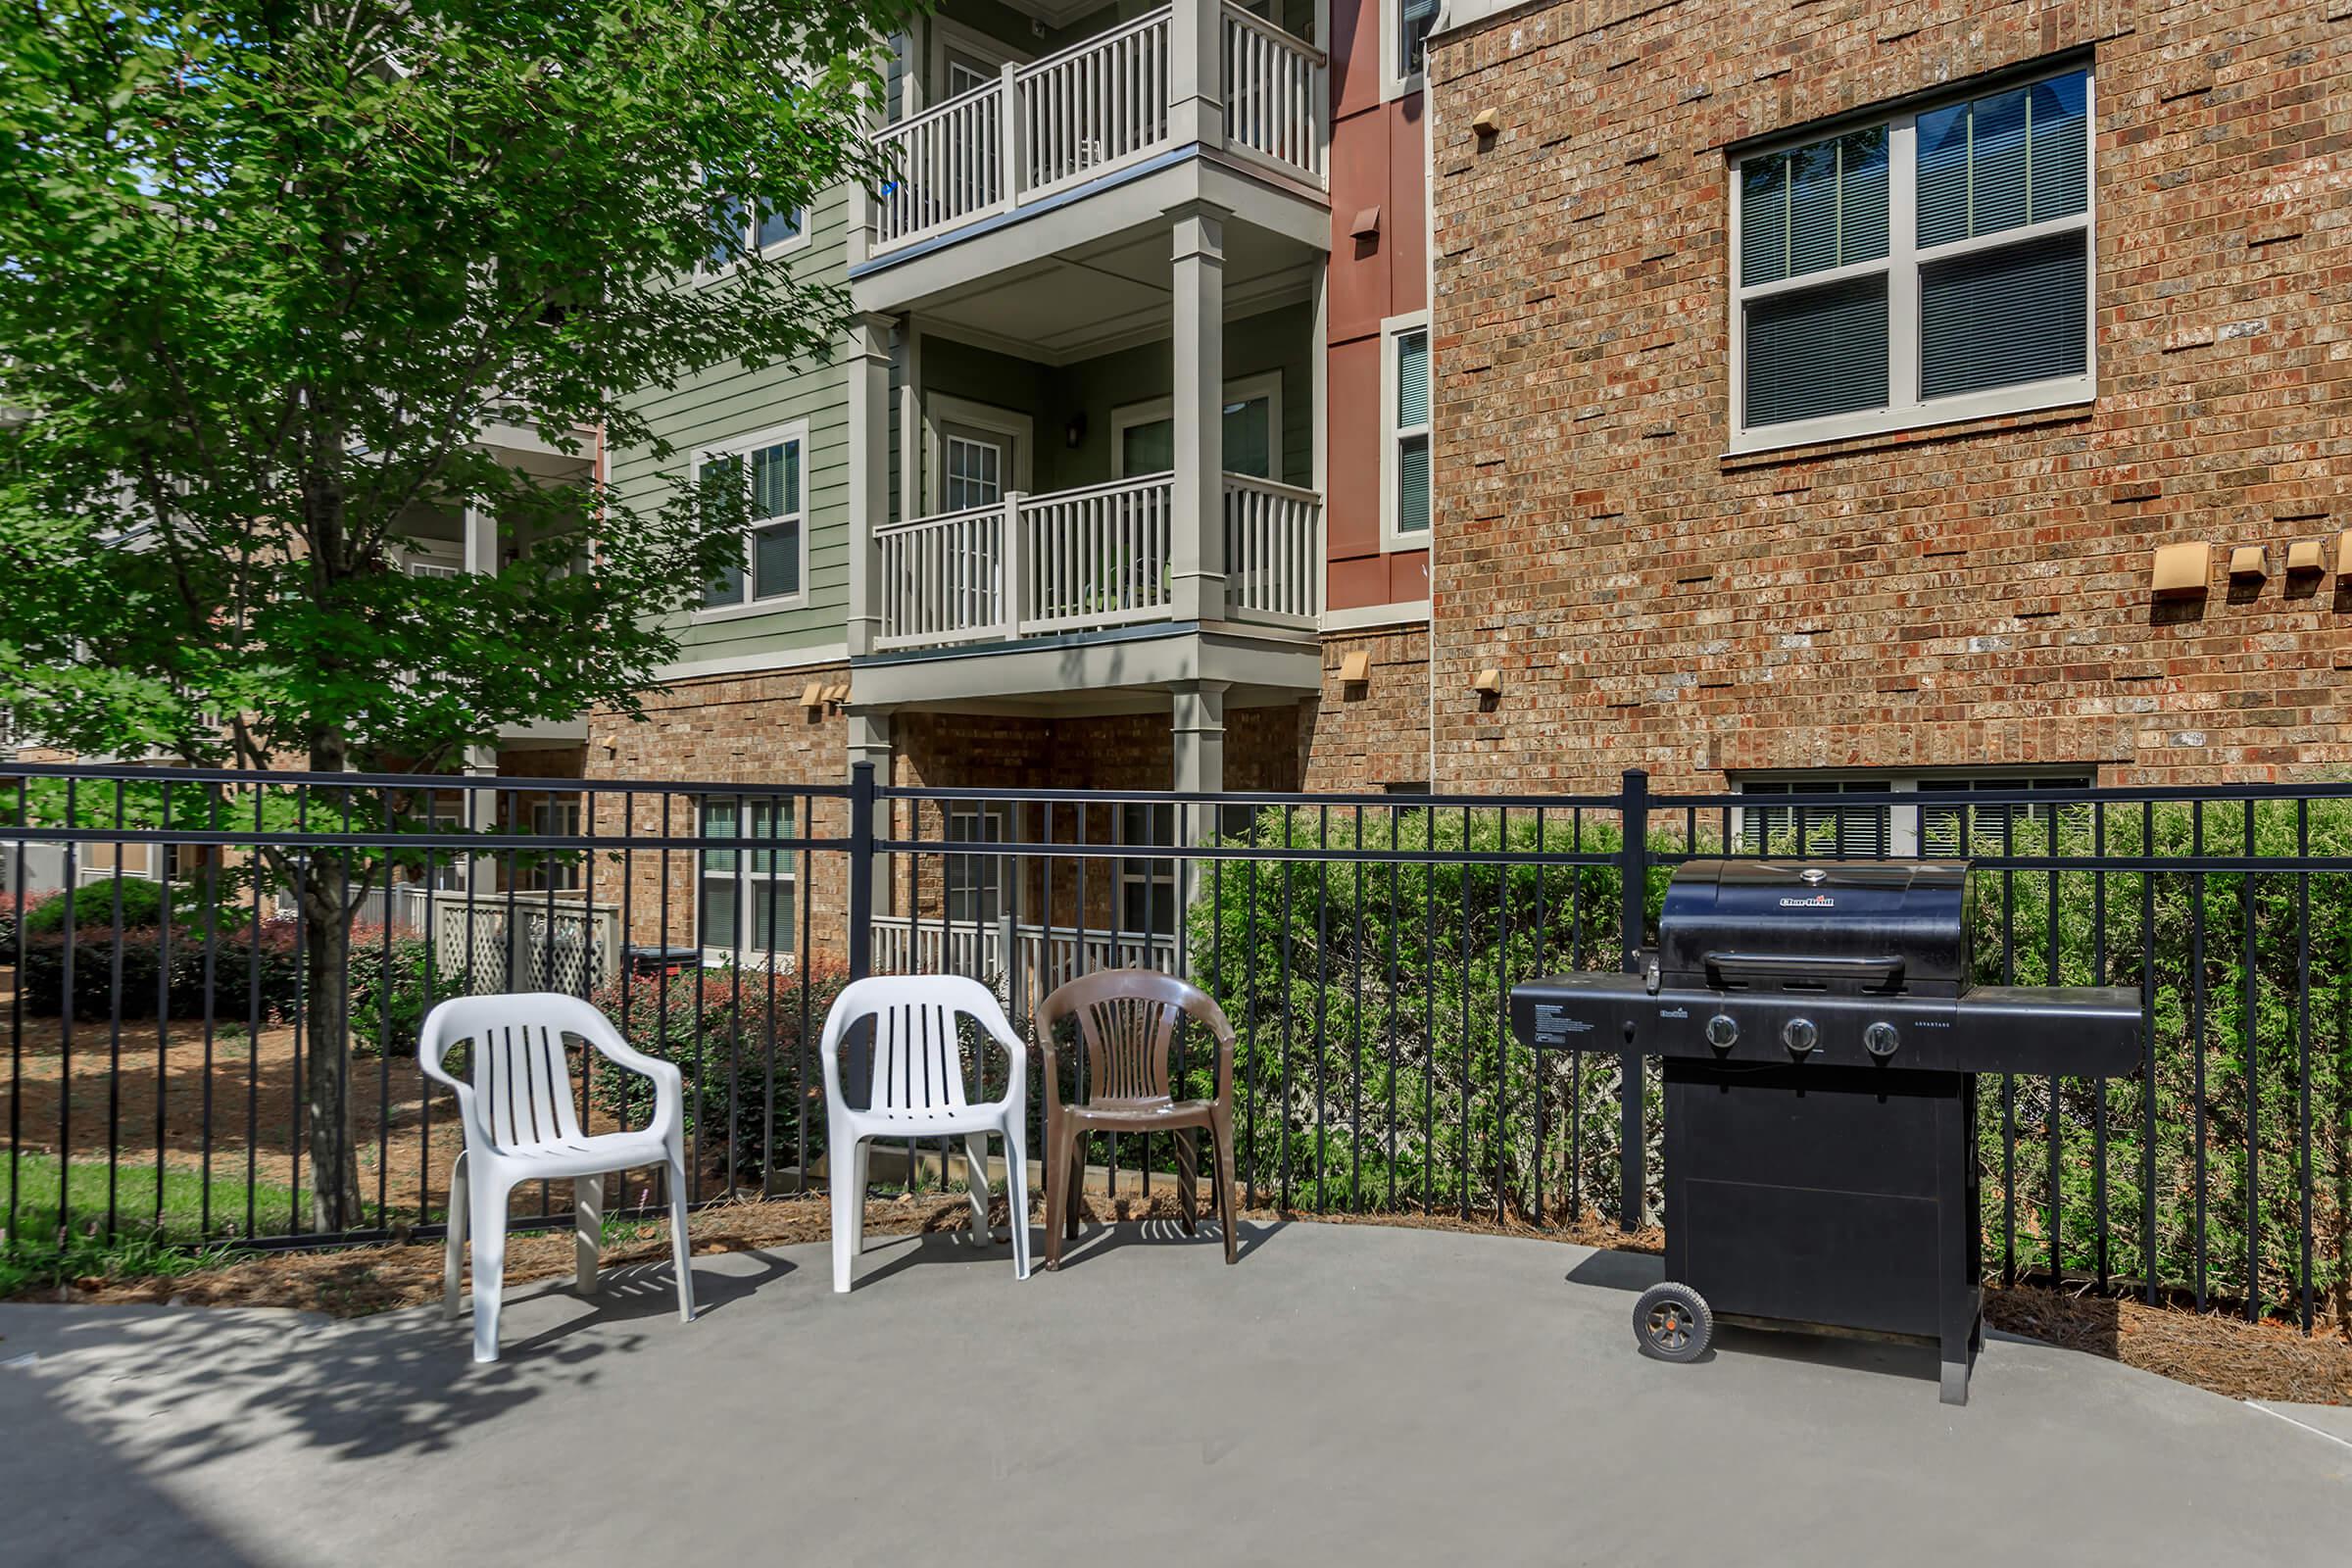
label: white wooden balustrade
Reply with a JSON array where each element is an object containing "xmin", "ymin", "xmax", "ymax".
[
  {"xmin": 875, "ymin": 473, "xmax": 1321, "ymax": 652},
  {"xmin": 870, "ymin": 915, "xmax": 1182, "ymax": 1011},
  {"xmin": 865, "ymin": 3, "xmax": 1325, "ymax": 256}
]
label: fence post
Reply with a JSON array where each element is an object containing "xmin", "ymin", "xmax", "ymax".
[
  {"xmin": 1618, "ymin": 768, "xmax": 1649, "ymax": 1230},
  {"xmin": 848, "ymin": 760, "xmax": 875, "ymax": 981}
]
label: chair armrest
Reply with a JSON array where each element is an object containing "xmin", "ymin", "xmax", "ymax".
[
  {"xmin": 417, "ymin": 1007, "xmax": 494, "ymax": 1151},
  {"xmin": 582, "ymin": 1020, "xmax": 685, "ymax": 1144},
  {"xmin": 981, "ymin": 1009, "xmax": 1030, "ymax": 1115}
]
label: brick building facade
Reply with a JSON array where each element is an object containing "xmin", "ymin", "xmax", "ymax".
[{"xmin": 1422, "ymin": 0, "xmax": 2350, "ymax": 792}]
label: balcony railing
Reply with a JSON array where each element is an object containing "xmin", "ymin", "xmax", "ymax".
[
  {"xmin": 873, "ymin": 472, "xmax": 1321, "ymax": 652},
  {"xmin": 867, "ymin": 2, "xmax": 1326, "ymax": 256}
]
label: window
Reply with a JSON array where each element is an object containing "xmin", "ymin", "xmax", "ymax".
[
  {"xmin": 702, "ymin": 180, "xmax": 808, "ymax": 273},
  {"xmin": 1385, "ymin": 0, "xmax": 1439, "ymax": 99},
  {"xmin": 516, "ymin": 798, "xmax": 585, "ymax": 893},
  {"xmin": 1117, "ymin": 803, "xmax": 1177, "ymax": 937},
  {"xmin": 699, "ymin": 797, "xmax": 797, "ymax": 959},
  {"xmin": 697, "ymin": 423, "xmax": 808, "ymax": 612},
  {"xmin": 945, "ymin": 806, "xmax": 1009, "ymax": 925},
  {"xmin": 1381, "ymin": 313, "xmax": 1430, "ymax": 546},
  {"xmin": 1735, "ymin": 772, "xmax": 2092, "ymax": 858},
  {"xmin": 1730, "ymin": 65, "xmax": 2093, "ymax": 452},
  {"xmin": 1109, "ymin": 372, "xmax": 1282, "ymax": 481},
  {"xmin": 944, "ymin": 433, "xmax": 1004, "ymax": 512}
]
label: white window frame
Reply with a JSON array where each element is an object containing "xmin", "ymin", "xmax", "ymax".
[
  {"xmin": 1109, "ymin": 370, "xmax": 1286, "ymax": 481},
  {"xmin": 696, "ymin": 796, "xmax": 799, "ymax": 965},
  {"xmin": 1733, "ymin": 769, "xmax": 2093, "ymax": 858},
  {"xmin": 692, "ymin": 419, "xmax": 811, "ymax": 620},
  {"xmin": 1116, "ymin": 803, "xmax": 1178, "ymax": 938},
  {"xmin": 1379, "ymin": 311, "xmax": 1431, "ymax": 551},
  {"xmin": 944, "ymin": 804, "xmax": 1013, "ymax": 926},
  {"xmin": 516, "ymin": 798, "xmax": 585, "ymax": 893},
  {"xmin": 402, "ymin": 540, "xmax": 465, "ymax": 579},
  {"xmin": 1382, "ymin": 0, "xmax": 1436, "ymax": 103},
  {"xmin": 922, "ymin": 16, "xmax": 1027, "ymax": 112},
  {"xmin": 1727, "ymin": 65, "xmax": 2096, "ymax": 456}
]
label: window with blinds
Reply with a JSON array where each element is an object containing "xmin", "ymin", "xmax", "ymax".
[
  {"xmin": 1736, "ymin": 780, "xmax": 1895, "ymax": 858},
  {"xmin": 1385, "ymin": 315, "xmax": 1431, "ymax": 544},
  {"xmin": 1731, "ymin": 65, "xmax": 2093, "ymax": 451},
  {"xmin": 1916, "ymin": 777, "xmax": 2091, "ymax": 857}
]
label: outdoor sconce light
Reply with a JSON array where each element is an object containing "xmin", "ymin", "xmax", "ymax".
[
  {"xmin": 2150, "ymin": 541, "xmax": 2210, "ymax": 598},
  {"xmin": 1064, "ymin": 412, "xmax": 1086, "ymax": 449},
  {"xmin": 1471, "ymin": 667, "xmax": 1503, "ymax": 697},
  {"xmin": 2285, "ymin": 539, "xmax": 2327, "ymax": 575},
  {"xmin": 1339, "ymin": 650, "xmax": 1371, "ymax": 687},
  {"xmin": 2229, "ymin": 546, "xmax": 2268, "ymax": 583}
]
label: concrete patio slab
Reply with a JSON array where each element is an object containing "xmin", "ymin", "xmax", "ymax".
[{"xmin": 4, "ymin": 1219, "xmax": 2347, "ymax": 1567}]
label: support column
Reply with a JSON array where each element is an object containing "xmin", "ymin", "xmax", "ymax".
[
  {"xmin": 846, "ymin": 314, "xmax": 895, "ymax": 658},
  {"xmin": 460, "ymin": 503, "xmax": 501, "ymax": 901},
  {"xmin": 1171, "ymin": 681, "xmax": 1228, "ymax": 919},
  {"xmin": 845, "ymin": 706, "xmax": 895, "ymax": 929},
  {"xmin": 1167, "ymin": 0, "xmax": 1227, "ymax": 150},
  {"xmin": 1169, "ymin": 204, "xmax": 1228, "ymax": 624}
]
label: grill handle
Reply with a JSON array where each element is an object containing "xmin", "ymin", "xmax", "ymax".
[{"xmin": 1702, "ymin": 952, "xmax": 1907, "ymax": 991}]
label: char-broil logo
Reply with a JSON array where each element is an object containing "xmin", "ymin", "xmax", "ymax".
[{"xmin": 1778, "ymin": 894, "xmax": 1836, "ymax": 908}]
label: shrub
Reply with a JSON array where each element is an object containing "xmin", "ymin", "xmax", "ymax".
[
  {"xmin": 349, "ymin": 936, "xmax": 436, "ymax": 1056},
  {"xmin": 1187, "ymin": 800, "xmax": 2352, "ymax": 1321},
  {"xmin": 21, "ymin": 877, "xmax": 175, "ymax": 936},
  {"xmin": 0, "ymin": 890, "xmax": 49, "ymax": 953},
  {"xmin": 587, "ymin": 960, "xmax": 855, "ymax": 1185},
  {"xmin": 13, "ymin": 923, "xmax": 306, "ymax": 1021}
]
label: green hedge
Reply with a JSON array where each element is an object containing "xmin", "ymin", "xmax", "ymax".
[{"xmin": 1186, "ymin": 802, "xmax": 2352, "ymax": 1320}]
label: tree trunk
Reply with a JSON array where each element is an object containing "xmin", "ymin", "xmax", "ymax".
[{"xmin": 302, "ymin": 734, "xmax": 367, "ymax": 1235}]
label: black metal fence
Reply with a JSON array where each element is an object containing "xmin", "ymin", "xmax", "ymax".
[{"xmin": 4, "ymin": 760, "xmax": 2347, "ymax": 1334}]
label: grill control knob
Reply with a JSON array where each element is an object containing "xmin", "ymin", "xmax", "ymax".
[
  {"xmin": 1864, "ymin": 1021, "xmax": 1900, "ymax": 1059},
  {"xmin": 1782, "ymin": 1016, "xmax": 1819, "ymax": 1055},
  {"xmin": 1704, "ymin": 1014, "xmax": 1739, "ymax": 1050}
]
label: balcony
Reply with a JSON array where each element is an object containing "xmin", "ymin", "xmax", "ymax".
[
  {"xmin": 872, "ymin": 471, "xmax": 1319, "ymax": 654},
  {"xmin": 864, "ymin": 2, "xmax": 1326, "ymax": 262}
]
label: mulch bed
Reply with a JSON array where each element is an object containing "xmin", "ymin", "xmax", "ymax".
[{"xmin": 10, "ymin": 1189, "xmax": 2347, "ymax": 1406}]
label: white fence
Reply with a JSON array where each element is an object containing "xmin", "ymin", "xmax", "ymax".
[
  {"xmin": 867, "ymin": 3, "xmax": 1324, "ymax": 254},
  {"xmin": 876, "ymin": 473, "xmax": 1320, "ymax": 652},
  {"xmin": 869, "ymin": 914, "xmax": 1181, "ymax": 1015},
  {"xmin": 374, "ymin": 885, "xmax": 622, "ymax": 998}
]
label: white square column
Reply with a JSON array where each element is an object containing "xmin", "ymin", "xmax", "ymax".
[{"xmin": 1169, "ymin": 204, "xmax": 1229, "ymax": 625}]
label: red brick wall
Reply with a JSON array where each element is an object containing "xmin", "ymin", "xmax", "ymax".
[
  {"xmin": 1427, "ymin": 0, "xmax": 2352, "ymax": 792},
  {"xmin": 1302, "ymin": 624, "xmax": 1434, "ymax": 789}
]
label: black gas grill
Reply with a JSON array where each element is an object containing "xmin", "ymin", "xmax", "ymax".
[{"xmin": 1509, "ymin": 859, "xmax": 2143, "ymax": 1404}]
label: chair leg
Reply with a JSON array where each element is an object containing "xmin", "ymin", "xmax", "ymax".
[
  {"xmin": 1212, "ymin": 1108, "xmax": 1239, "ymax": 1265},
  {"xmin": 665, "ymin": 1152, "xmax": 695, "ymax": 1323},
  {"xmin": 444, "ymin": 1151, "xmax": 468, "ymax": 1322},
  {"xmin": 1043, "ymin": 1114, "xmax": 1068, "ymax": 1272},
  {"xmin": 1004, "ymin": 1116, "xmax": 1030, "ymax": 1282},
  {"xmin": 962, "ymin": 1133, "xmax": 994, "ymax": 1245},
  {"xmin": 468, "ymin": 1170, "xmax": 511, "ymax": 1363},
  {"xmin": 1065, "ymin": 1130, "xmax": 1085, "ymax": 1241},
  {"xmin": 829, "ymin": 1124, "xmax": 864, "ymax": 1295},
  {"xmin": 573, "ymin": 1175, "xmax": 602, "ymax": 1297},
  {"xmin": 1174, "ymin": 1129, "xmax": 1199, "ymax": 1236}
]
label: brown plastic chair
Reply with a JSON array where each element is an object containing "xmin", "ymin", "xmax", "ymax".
[{"xmin": 1035, "ymin": 968, "xmax": 1238, "ymax": 1270}]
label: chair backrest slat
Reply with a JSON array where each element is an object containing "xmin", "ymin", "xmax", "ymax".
[
  {"xmin": 861, "ymin": 997, "xmax": 976, "ymax": 1116},
  {"xmin": 1039, "ymin": 968, "xmax": 1226, "ymax": 1107}
]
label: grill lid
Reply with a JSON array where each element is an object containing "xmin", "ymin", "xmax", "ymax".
[{"xmin": 1657, "ymin": 859, "xmax": 1972, "ymax": 997}]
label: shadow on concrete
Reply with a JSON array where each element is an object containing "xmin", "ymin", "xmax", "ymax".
[
  {"xmin": 0, "ymin": 1366, "xmax": 266, "ymax": 1568},
  {"xmin": 496, "ymin": 1250, "xmax": 793, "ymax": 1361},
  {"xmin": 1564, "ymin": 1249, "xmax": 1664, "ymax": 1294},
  {"xmin": 1041, "ymin": 1215, "xmax": 1285, "ymax": 1273}
]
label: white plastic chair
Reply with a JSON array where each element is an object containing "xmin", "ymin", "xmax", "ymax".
[
  {"xmin": 419, "ymin": 993, "xmax": 695, "ymax": 1361},
  {"xmin": 819, "ymin": 975, "xmax": 1031, "ymax": 1292}
]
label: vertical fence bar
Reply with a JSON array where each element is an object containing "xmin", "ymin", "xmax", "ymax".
[
  {"xmin": 848, "ymin": 762, "xmax": 875, "ymax": 981},
  {"xmin": 1617, "ymin": 769, "xmax": 1648, "ymax": 1229}
]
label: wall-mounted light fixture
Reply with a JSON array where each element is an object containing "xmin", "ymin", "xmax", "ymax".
[
  {"xmin": 2150, "ymin": 541, "xmax": 2210, "ymax": 597},
  {"xmin": 1064, "ymin": 412, "xmax": 1087, "ymax": 449}
]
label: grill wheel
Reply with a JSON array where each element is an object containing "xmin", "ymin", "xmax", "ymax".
[{"xmin": 1634, "ymin": 1282, "xmax": 1714, "ymax": 1363}]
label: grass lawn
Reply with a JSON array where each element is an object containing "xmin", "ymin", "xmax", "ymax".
[{"xmin": 1, "ymin": 1154, "xmax": 288, "ymax": 1298}]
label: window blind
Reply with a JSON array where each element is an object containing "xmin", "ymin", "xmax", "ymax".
[
  {"xmin": 1917, "ymin": 71, "xmax": 2089, "ymax": 248},
  {"xmin": 1740, "ymin": 128, "xmax": 1889, "ymax": 288},
  {"xmin": 1919, "ymin": 230, "xmax": 2089, "ymax": 400},
  {"xmin": 1743, "ymin": 274, "xmax": 1890, "ymax": 426},
  {"xmin": 1738, "ymin": 781, "xmax": 1893, "ymax": 858}
]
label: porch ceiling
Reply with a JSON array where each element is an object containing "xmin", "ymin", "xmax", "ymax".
[{"xmin": 904, "ymin": 215, "xmax": 1320, "ymax": 364}]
